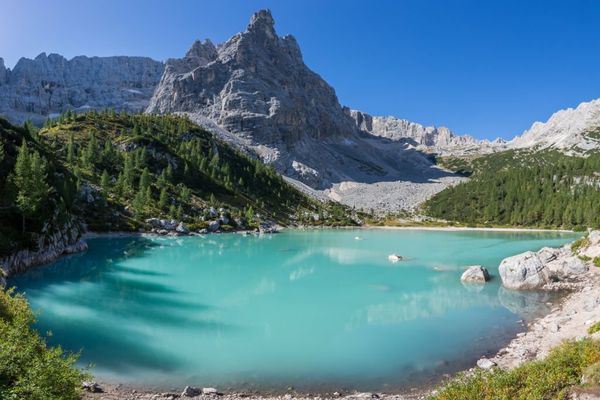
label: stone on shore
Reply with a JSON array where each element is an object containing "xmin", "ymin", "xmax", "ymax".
[
  {"xmin": 176, "ymin": 222, "xmax": 189, "ymax": 234},
  {"xmin": 461, "ymin": 265, "xmax": 490, "ymax": 284},
  {"xmin": 208, "ymin": 220, "xmax": 221, "ymax": 232},
  {"xmin": 499, "ymin": 251, "xmax": 551, "ymax": 290},
  {"xmin": 181, "ymin": 386, "xmax": 201, "ymax": 397},
  {"xmin": 476, "ymin": 358, "xmax": 496, "ymax": 370},
  {"xmin": 82, "ymin": 381, "xmax": 102, "ymax": 393},
  {"xmin": 202, "ymin": 387, "xmax": 219, "ymax": 395},
  {"xmin": 546, "ymin": 256, "xmax": 588, "ymax": 279}
]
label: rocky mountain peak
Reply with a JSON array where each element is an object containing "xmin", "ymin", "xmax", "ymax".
[
  {"xmin": 247, "ymin": 9, "xmax": 276, "ymax": 37},
  {"xmin": 148, "ymin": 8, "xmax": 356, "ymax": 151}
]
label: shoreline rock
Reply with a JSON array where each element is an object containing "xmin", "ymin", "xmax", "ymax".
[
  {"xmin": 498, "ymin": 251, "xmax": 551, "ymax": 290},
  {"xmin": 0, "ymin": 215, "xmax": 88, "ymax": 282}
]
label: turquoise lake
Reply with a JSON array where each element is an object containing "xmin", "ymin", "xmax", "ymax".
[{"xmin": 9, "ymin": 229, "xmax": 578, "ymax": 391}]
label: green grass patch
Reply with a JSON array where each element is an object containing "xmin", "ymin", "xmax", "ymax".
[
  {"xmin": 589, "ymin": 322, "xmax": 600, "ymax": 335},
  {"xmin": 594, "ymin": 257, "xmax": 600, "ymax": 268},
  {"xmin": 572, "ymin": 236, "xmax": 591, "ymax": 254},
  {"xmin": 429, "ymin": 339, "xmax": 600, "ymax": 400}
]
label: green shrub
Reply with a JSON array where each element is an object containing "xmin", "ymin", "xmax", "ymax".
[
  {"xmin": 0, "ymin": 288, "xmax": 88, "ymax": 399},
  {"xmin": 594, "ymin": 257, "xmax": 600, "ymax": 268},
  {"xmin": 589, "ymin": 322, "xmax": 600, "ymax": 335},
  {"xmin": 572, "ymin": 236, "xmax": 591, "ymax": 254},
  {"xmin": 186, "ymin": 221, "xmax": 208, "ymax": 232},
  {"xmin": 430, "ymin": 339, "xmax": 600, "ymax": 400}
]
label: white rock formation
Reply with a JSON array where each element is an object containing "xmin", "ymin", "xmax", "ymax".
[
  {"xmin": 509, "ymin": 98, "xmax": 600, "ymax": 153},
  {"xmin": 0, "ymin": 53, "xmax": 164, "ymax": 125},
  {"xmin": 348, "ymin": 109, "xmax": 505, "ymax": 155},
  {"xmin": 499, "ymin": 251, "xmax": 551, "ymax": 290}
]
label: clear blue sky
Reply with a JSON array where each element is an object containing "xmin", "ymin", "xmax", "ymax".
[{"xmin": 1, "ymin": 0, "xmax": 599, "ymax": 140}]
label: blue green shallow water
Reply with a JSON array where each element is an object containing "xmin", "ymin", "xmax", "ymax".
[{"xmin": 10, "ymin": 229, "xmax": 578, "ymax": 391}]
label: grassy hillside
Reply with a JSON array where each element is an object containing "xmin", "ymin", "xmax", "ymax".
[
  {"xmin": 0, "ymin": 111, "xmax": 357, "ymax": 256},
  {"xmin": 426, "ymin": 149, "xmax": 600, "ymax": 229}
]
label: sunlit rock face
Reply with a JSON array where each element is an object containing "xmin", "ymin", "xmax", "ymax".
[
  {"xmin": 0, "ymin": 53, "xmax": 164, "ymax": 125},
  {"xmin": 148, "ymin": 10, "xmax": 358, "ymax": 146}
]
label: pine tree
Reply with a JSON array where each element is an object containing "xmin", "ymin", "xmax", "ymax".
[
  {"xmin": 100, "ymin": 170, "xmax": 111, "ymax": 194},
  {"xmin": 159, "ymin": 187, "xmax": 169, "ymax": 210},
  {"xmin": 67, "ymin": 134, "xmax": 75, "ymax": 164},
  {"xmin": 12, "ymin": 142, "xmax": 51, "ymax": 233},
  {"xmin": 139, "ymin": 167, "xmax": 150, "ymax": 192}
]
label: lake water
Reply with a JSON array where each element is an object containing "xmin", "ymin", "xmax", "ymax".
[{"xmin": 9, "ymin": 229, "xmax": 578, "ymax": 392}]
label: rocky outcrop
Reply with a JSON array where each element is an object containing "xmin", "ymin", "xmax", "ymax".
[
  {"xmin": 499, "ymin": 251, "xmax": 551, "ymax": 290},
  {"xmin": 509, "ymin": 98, "xmax": 600, "ymax": 153},
  {"xmin": 461, "ymin": 265, "xmax": 490, "ymax": 284},
  {"xmin": 348, "ymin": 109, "xmax": 505, "ymax": 155},
  {"xmin": 0, "ymin": 53, "xmax": 164, "ymax": 125},
  {"xmin": 0, "ymin": 215, "xmax": 87, "ymax": 281},
  {"xmin": 499, "ymin": 234, "xmax": 599, "ymax": 291}
]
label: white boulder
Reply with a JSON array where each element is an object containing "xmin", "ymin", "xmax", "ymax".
[
  {"xmin": 461, "ymin": 265, "xmax": 490, "ymax": 284},
  {"xmin": 499, "ymin": 251, "xmax": 551, "ymax": 290},
  {"xmin": 476, "ymin": 358, "xmax": 496, "ymax": 370}
]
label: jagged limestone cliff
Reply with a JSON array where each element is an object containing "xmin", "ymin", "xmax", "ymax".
[{"xmin": 0, "ymin": 54, "xmax": 164, "ymax": 125}]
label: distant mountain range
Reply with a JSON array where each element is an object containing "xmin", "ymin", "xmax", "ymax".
[{"xmin": 1, "ymin": 9, "xmax": 599, "ymax": 211}]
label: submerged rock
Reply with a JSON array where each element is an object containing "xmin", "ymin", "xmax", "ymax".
[
  {"xmin": 461, "ymin": 265, "xmax": 490, "ymax": 284},
  {"xmin": 499, "ymin": 251, "xmax": 551, "ymax": 290}
]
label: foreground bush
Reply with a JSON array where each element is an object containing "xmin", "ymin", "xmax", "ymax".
[
  {"xmin": 430, "ymin": 339, "xmax": 600, "ymax": 400},
  {"xmin": 0, "ymin": 288, "xmax": 87, "ymax": 399}
]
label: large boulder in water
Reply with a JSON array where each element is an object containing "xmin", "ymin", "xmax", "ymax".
[
  {"xmin": 499, "ymin": 251, "xmax": 551, "ymax": 290},
  {"xmin": 461, "ymin": 265, "xmax": 490, "ymax": 284}
]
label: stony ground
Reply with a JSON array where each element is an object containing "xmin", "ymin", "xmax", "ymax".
[
  {"xmin": 83, "ymin": 385, "xmax": 425, "ymax": 400},
  {"xmin": 324, "ymin": 177, "xmax": 466, "ymax": 212},
  {"xmin": 488, "ymin": 265, "xmax": 600, "ymax": 369}
]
